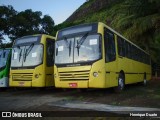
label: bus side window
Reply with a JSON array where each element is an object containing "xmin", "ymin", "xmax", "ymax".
[
  {"xmin": 46, "ymin": 38, "xmax": 55, "ymax": 67},
  {"xmin": 125, "ymin": 42, "xmax": 129, "ymax": 58},
  {"xmin": 104, "ymin": 28, "xmax": 116, "ymax": 62},
  {"xmin": 118, "ymin": 37, "xmax": 125, "ymax": 57}
]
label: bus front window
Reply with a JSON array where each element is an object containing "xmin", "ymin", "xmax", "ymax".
[
  {"xmin": 55, "ymin": 34, "xmax": 101, "ymax": 65},
  {"xmin": 23, "ymin": 44, "xmax": 43, "ymax": 67},
  {"xmin": 11, "ymin": 44, "xmax": 43, "ymax": 68},
  {"xmin": 74, "ymin": 34, "xmax": 101, "ymax": 63},
  {"xmin": 11, "ymin": 46, "xmax": 24, "ymax": 67},
  {"xmin": 55, "ymin": 38, "xmax": 74, "ymax": 64}
]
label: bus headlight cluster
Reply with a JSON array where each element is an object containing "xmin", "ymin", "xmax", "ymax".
[
  {"xmin": 93, "ymin": 72, "xmax": 98, "ymax": 77},
  {"xmin": 35, "ymin": 74, "xmax": 39, "ymax": 78}
]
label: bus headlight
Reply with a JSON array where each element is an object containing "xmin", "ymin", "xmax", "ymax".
[
  {"xmin": 35, "ymin": 74, "xmax": 39, "ymax": 78},
  {"xmin": 93, "ymin": 72, "xmax": 98, "ymax": 77}
]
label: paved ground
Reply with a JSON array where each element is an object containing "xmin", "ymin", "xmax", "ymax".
[
  {"xmin": 0, "ymin": 79, "xmax": 160, "ymax": 119},
  {"xmin": 0, "ymin": 88, "xmax": 65, "ymax": 111}
]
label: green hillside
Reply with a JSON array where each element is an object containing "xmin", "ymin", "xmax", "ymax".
[{"xmin": 53, "ymin": 0, "xmax": 160, "ymax": 63}]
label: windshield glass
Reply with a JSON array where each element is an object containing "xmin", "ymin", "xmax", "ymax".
[
  {"xmin": 0, "ymin": 50, "xmax": 10, "ymax": 68},
  {"xmin": 11, "ymin": 44, "xmax": 43, "ymax": 67},
  {"xmin": 55, "ymin": 34, "xmax": 101, "ymax": 65}
]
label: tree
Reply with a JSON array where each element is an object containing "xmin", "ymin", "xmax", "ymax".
[
  {"xmin": 0, "ymin": 5, "xmax": 17, "ymax": 44},
  {"xmin": 0, "ymin": 5, "xmax": 55, "ymax": 45},
  {"xmin": 41, "ymin": 15, "xmax": 55, "ymax": 34}
]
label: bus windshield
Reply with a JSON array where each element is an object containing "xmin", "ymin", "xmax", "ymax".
[
  {"xmin": 0, "ymin": 50, "xmax": 10, "ymax": 69},
  {"xmin": 11, "ymin": 44, "xmax": 43, "ymax": 68},
  {"xmin": 55, "ymin": 34, "xmax": 101, "ymax": 65}
]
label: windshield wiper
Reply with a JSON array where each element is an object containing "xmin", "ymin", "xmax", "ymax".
[
  {"xmin": 23, "ymin": 43, "xmax": 34, "ymax": 62},
  {"xmin": 64, "ymin": 37, "xmax": 71, "ymax": 57},
  {"xmin": 55, "ymin": 42, "xmax": 59, "ymax": 56},
  {"xmin": 75, "ymin": 33, "xmax": 88, "ymax": 56},
  {"xmin": 16, "ymin": 45, "xmax": 22, "ymax": 62}
]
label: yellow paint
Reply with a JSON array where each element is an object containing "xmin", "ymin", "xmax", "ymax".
[
  {"xmin": 9, "ymin": 34, "xmax": 55, "ymax": 87},
  {"xmin": 55, "ymin": 22, "xmax": 151, "ymax": 88}
]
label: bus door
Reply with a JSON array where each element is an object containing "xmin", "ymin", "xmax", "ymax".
[
  {"xmin": 104, "ymin": 28, "xmax": 117, "ymax": 87},
  {"xmin": 45, "ymin": 38, "xmax": 55, "ymax": 87}
]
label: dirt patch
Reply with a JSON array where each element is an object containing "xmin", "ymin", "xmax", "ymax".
[{"xmin": 51, "ymin": 79, "xmax": 160, "ymax": 108}]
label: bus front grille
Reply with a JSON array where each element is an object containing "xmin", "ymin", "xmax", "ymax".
[
  {"xmin": 12, "ymin": 73, "xmax": 33, "ymax": 81},
  {"xmin": 59, "ymin": 70, "xmax": 90, "ymax": 81}
]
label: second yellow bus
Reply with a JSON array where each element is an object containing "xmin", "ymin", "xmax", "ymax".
[{"xmin": 10, "ymin": 34, "xmax": 55, "ymax": 87}]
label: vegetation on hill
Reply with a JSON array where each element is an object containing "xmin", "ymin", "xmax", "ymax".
[{"xmin": 54, "ymin": 0, "xmax": 160, "ymax": 63}]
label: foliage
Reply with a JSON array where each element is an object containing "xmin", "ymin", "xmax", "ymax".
[{"xmin": 0, "ymin": 5, "xmax": 55, "ymax": 47}]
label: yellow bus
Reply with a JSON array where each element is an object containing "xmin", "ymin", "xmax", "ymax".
[
  {"xmin": 54, "ymin": 22, "xmax": 151, "ymax": 91},
  {"xmin": 10, "ymin": 34, "xmax": 55, "ymax": 87}
]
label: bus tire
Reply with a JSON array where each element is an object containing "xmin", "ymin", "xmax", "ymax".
[{"xmin": 114, "ymin": 73, "xmax": 125, "ymax": 93}]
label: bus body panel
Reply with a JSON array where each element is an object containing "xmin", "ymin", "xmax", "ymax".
[
  {"xmin": 0, "ymin": 49, "xmax": 11, "ymax": 87},
  {"xmin": 0, "ymin": 77, "xmax": 9, "ymax": 87},
  {"xmin": 42, "ymin": 35, "xmax": 55, "ymax": 87},
  {"xmin": 43, "ymin": 35, "xmax": 55, "ymax": 87},
  {"xmin": 102, "ymin": 22, "xmax": 151, "ymax": 85},
  {"xmin": 10, "ymin": 63, "xmax": 46, "ymax": 87},
  {"xmin": 10, "ymin": 34, "xmax": 55, "ymax": 87},
  {"xmin": 88, "ymin": 60, "xmax": 106, "ymax": 88},
  {"xmin": 117, "ymin": 57, "xmax": 151, "ymax": 84},
  {"xmin": 55, "ymin": 22, "xmax": 152, "ymax": 89},
  {"xmin": 55, "ymin": 66, "xmax": 91, "ymax": 88}
]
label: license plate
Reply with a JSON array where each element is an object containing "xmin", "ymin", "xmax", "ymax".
[
  {"xmin": 69, "ymin": 83, "xmax": 77, "ymax": 88},
  {"xmin": 19, "ymin": 82, "xmax": 25, "ymax": 86}
]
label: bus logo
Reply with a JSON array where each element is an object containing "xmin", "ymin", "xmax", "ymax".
[{"xmin": 19, "ymin": 82, "xmax": 24, "ymax": 86}]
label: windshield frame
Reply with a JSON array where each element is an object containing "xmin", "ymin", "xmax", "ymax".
[
  {"xmin": 14, "ymin": 35, "xmax": 41, "ymax": 46},
  {"xmin": 55, "ymin": 33, "xmax": 102, "ymax": 67},
  {"xmin": 11, "ymin": 43, "xmax": 44, "ymax": 69}
]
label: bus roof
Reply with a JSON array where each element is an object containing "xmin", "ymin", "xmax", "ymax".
[
  {"xmin": 99, "ymin": 22, "xmax": 149, "ymax": 55},
  {"xmin": 13, "ymin": 34, "xmax": 55, "ymax": 46},
  {"xmin": 14, "ymin": 34, "xmax": 55, "ymax": 40},
  {"xmin": 56, "ymin": 22, "xmax": 149, "ymax": 55}
]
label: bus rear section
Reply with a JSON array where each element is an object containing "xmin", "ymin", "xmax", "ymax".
[
  {"xmin": 0, "ymin": 48, "xmax": 11, "ymax": 87},
  {"xmin": 9, "ymin": 34, "xmax": 55, "ymax": 87}
]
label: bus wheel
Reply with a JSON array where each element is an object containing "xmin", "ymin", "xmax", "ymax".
[{"xmin": 114, "ymin": 73, "xmax": 125, "ymax": 93}]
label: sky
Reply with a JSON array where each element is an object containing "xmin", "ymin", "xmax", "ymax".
[
  {"xmin": 0, "ymin": 0, "xmax": 86, "ymax": 25},
  {"xmin": 0, "ymin": 0, "xmax": 86, "ymax": 42}
]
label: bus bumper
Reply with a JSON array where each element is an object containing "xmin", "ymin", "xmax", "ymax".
[
  {"xmin": 9, "ymin": 81, "xmax": 32, "ymax": 87},
  {"xmin": 55, "ymin": 81, "xmax": 88, "ymax": 88},
  {"xmin": 0, "ymin": 77, "xmax": 9, "ymax": 87}
]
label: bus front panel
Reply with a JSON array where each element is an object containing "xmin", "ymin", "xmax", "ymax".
[{"xmin": 9, "ymin": 35, "xmax": 55, "ymax": 87}]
